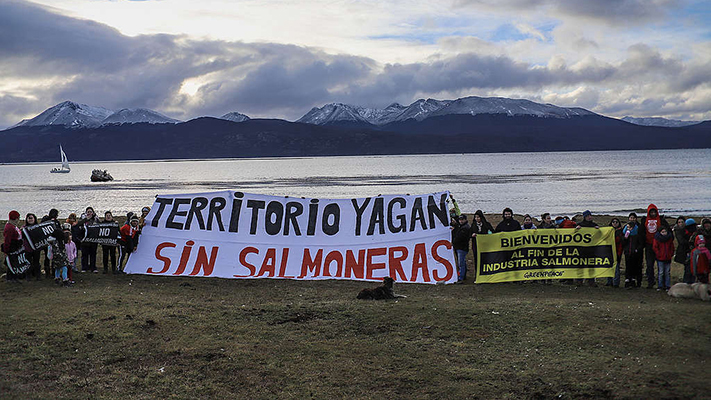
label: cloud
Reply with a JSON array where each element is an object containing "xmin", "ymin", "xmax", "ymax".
[
  {"xmin": 0, "ymin": 0, "xmax": 710, "ymax": 128},
  {"xmin": 454, "ymin": 0, "xmax": 681, "ymax": 25}
]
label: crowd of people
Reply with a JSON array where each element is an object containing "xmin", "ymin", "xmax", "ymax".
[
  {"xmin": 450, "ymin": 204, "xmax": 711, "ymax": 288},
  {"xmin": 4, "ymin": 202, "xmax": 711, "ymax": 289},
  {"xmin": 2, "ymin": 206, "xmax": 151, "ymax": 285}
]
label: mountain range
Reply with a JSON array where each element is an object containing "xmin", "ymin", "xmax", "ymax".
[{"xmin": 1, "ymin": 96, "xmax": 709, "ymax": 163}]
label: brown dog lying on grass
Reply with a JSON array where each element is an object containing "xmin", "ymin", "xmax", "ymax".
[
  {"xmin": 667, "ymin": 282, "xmax": 711, "ymax": 301},
  {"xmin": 357, "ymin": 277, "xmax": 407, "ymax": 300}
]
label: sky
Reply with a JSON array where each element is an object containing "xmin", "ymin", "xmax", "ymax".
[{"xmin": 1, "ymin": 0, "xmax": 710, "ymax": 128}]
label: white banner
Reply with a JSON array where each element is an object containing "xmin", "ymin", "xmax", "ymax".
[{"xmin": 125, "ymin": 191, "xmax": 456, "ymax": 284}]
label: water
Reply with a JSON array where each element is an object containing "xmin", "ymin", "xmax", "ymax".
[{"xmin": 1, "ymin": 149, "xmax": 710, "ymax": 219}]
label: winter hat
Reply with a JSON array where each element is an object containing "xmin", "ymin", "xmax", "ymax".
[
  {"xmin": 142, "ymin": 206, "xmax": 151, "ymax": 213},
  {"xmin": 685, "ymin": 218, "xmax": 696, "ymax": 226},
  {"xmin": 8, "ymin": 210, "xmax": 20, "ymax": 220},
  {"xmin": 695, "ymin": 235, "xmax": 706, "ymax": 246},
  {"xmin": 554, "ymin": 216, "xmax": 564, "ymax": 225},
  {"xmin": 582, "ymin": 210, "xmax": 592, "ymax": 218},
  {"xmin": 458, "ymin": 214, "xmax": 468, "ymax": 221},
  {"xmin": 130, "ymin": 214, "xmax": 139, "ymax": 222},
  {"xmin": 702, "ymin": 218, "xmax": 711, "ymax": 226}
]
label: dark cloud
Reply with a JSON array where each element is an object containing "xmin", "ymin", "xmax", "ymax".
[{"xmin": 455, "ymin": 0, "xmax": 681, "ymax": 25}]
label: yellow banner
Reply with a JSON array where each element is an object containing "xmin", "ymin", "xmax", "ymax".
[{"xmin": 475, "ymin": 227, "xmax": 617, "ymax": 283}]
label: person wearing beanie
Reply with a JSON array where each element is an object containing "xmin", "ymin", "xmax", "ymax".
[
  {"xmin": 690, "ymin": 235, "xmax": 711, "ymax": 284},
  {"xmin": 452, "ymin": 214, "xmax": 471, "ymax": 283},
  {"xmin": 3, "ymin": 211, "xmax": 23, "ymax": 283},
  {"xmin": 139, "ymin": 206, "xmax": 151, "ymax": 230},
  {"xmin": 495, "ymin": 208, "xmax": 521, "ymax": 232},
  {"xmin": 577, "ymin": 210, "xmax": 599, "ymax": 228}
]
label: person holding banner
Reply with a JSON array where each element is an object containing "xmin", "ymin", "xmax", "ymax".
[
  {"xmin": 118, "ymin": 215, "xmax": 140, "ymax": 272},
  {"xmin": 23, "ymin": 213, "xmax": 43, "ymax": 281},
  {"xmin": 102, "ymin": 211, "xmax": 117, "ymax": 274},
  {"xmin": 80, "ymin": 207, "xmax": 100, "ymax": 273},
  {"xmin": 606, "ymin": 218, "xmax": 624, "ymax": 287},
  {"xmin": 3, "ymin": 210, "xmax": 24, "ymax": 283},
  {"xmin": 470, "ymin": 210, "xmax": 494, "ymax": 281},
  {"xmin": 537, "ymin": 213, "xmax": 555, "ymax": 229},
  {"xmin": 453, "ymin": 214, "xmax": 471, "ymax": 283},
  {"xmin": 521, "ymin": 214, "xmax": 537, "ymax": 230},
  {"xmin": 138, "ymin": 206, "xmax": 151, "ymax": 230},
  {"xmin": 41, "ymin": 208, "xmax": 59, "ymax": 278}
]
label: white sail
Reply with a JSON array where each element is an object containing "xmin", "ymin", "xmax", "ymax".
[
  {"xmin": 60, "ymin": 145, "xmax": 70, "ymax": 169},
  {"xmin": 51, "ymin": 145, "xmax": 71, "ymax": 173}
]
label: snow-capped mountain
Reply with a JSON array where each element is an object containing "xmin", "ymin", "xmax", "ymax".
[
  {"xmin": 101, "ymin": 108, "xmax": 180, "ymax": 125},
  {"xmin": 15, "ymin": 100, "xmax": 114, "ymax": 128},
  {"xmin": 389, "ymin": 99, "xmax": 452, "ymax": 122},
  {"xmin": 298, "ymin": 96, "xmax": 596, "ymax": 126},
  {"xmin": 219, "ymin": 112, "xmax": 251, "ymax": 123},
  {"xmin": 622, "ymin": 116, "xmax": 699, "ymax": 128},
  {"xmin": 429, "ymin": 97, "xmax": 593, "ymax": 119},
  {"xmin": 297, "ymin": 103, "xmax": 372, "ymax": 125}
]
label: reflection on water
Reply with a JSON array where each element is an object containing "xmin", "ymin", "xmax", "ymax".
[{"xmin": 1, "ymin": 149, "xmax": 710, "ymax": 217}]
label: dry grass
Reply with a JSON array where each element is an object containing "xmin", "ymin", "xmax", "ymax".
[{"xmin": 1, "ymin": 262, "xmax": 709, "ymax": 399}]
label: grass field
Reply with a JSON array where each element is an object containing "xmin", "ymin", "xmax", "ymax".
[{"xmin": 2, "ymin": 261, "xmax": 710, "ymax": 399}]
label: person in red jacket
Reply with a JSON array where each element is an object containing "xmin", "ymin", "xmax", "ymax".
[
  {"xmin": 118, "ymin": 215, "xmax": 140, "ymax": 273},
  {"xmin": 690, "ymin": 235, "xmax": 710, "ymax": 284},
  {"xmin": 3, "ymin": 210, "xmax": 23, "ymax": 283},
  {"xmin": 652, "ymin": 226, "xmax": 674, "ymax": 291},
  {"xmin": 641, "ymin": 204, "xmax": 668, "ymax": 289}
]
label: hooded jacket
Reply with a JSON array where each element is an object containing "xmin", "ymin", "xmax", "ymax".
[
  {"xmin": 690, "ymin": 237, "xmax": 711, "ymax": 276},
  {"xmin": 640, "ymin": 204, "xmax": 668, "ymax": 245},
  {"xmin": 652, "ymin": 230, "xmax": 675, "ymax": 262}
]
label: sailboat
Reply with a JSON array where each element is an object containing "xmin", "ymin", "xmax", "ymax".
[{"xmin": 50, "ymin": 145, "xmax": 71, "ymax": 173}]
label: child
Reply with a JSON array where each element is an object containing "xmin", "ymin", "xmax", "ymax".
[
  {"xmin": 652, "ymin": 226, "xmax": 675, "ymax": 290},
  {"xmin": 49, "ymin": 229, "xmax": 71, "ymax": 286},
  {"xmin": 65, "ymin": 231, "xmax": 77, "ymax": 284},
  {"xmin": 690, "ymin": 235, "xmax": 711, "ymax": 284}
]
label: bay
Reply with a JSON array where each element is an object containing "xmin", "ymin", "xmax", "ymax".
[{"xmin": 1, "ymin": 149, "xmax": 710, "ymax": 219}]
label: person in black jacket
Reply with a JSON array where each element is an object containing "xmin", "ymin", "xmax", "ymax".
[
  {"xmin": 469, "ymin": 210, "xmax": 494, "ymax": 280},
  {"xmin": 40, "ymin": 208, "xmax": 59, "ymax": 278},
  {"xmin": 452, "ymin": 214, "xmax": 471, "ymax": 283},
  {"xmin": 22, "ymin": 213, "xmax": 42, "ymax": 281},
  {"xmin": 622, "ymin": 217, "xmax": 645, "ymax": 288},
  {"xmin": 495, "ymin": 208, "xmax": 521, "ymax": 232}
]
